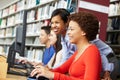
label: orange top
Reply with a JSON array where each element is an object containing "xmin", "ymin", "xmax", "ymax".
[{"xmin": 52, "ymin": 45, "xmax": 101, "ymax": 80}]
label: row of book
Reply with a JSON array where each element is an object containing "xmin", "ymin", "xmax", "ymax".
[
  {"xmin": 0, "ymin": 36, "xmax": 43, "ymax": 47},
  {"xmin": 109, "ymin": 2, "xmax": 120, "ymax": 16},
  {"xmin": 0, "ymin": 37, "xmax": 43, "ymax": 47},
  {"xmin": 0, "ymin": 11, "xmax": 24, "ymax": 28},
  {"xmin": 26, "ymin": 22, "xmax": 44, "ymax": 36},
  {"xmin": 0, "ymin": 27, "xmax": 16, "ymax": 38},
  {"xmin": 0, "ymin": 38, "xmax": 14, "ymax": 45},
  {"xmin": 24, "ymin": 48, "xmax": 44, "ymax": 62},
  {"xmin": 107, "ymin": 17, "xmax": 120, "ymax": 44},
  {"xmin": 26, "ymin": 1, "xmax": 66, "ymax": 22},
  {"xmin": 0, "ymin": 0, "xmax": 77, "ymax": 18},
  {"xmin": 25, "ymin": 37, "xmax": 42, "ymax": 46},
  {"xmin": 1, "ymin": 0, "xmax": 25, "ymax": 18}
]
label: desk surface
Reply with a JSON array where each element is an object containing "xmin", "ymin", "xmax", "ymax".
[
  {"xmin": 0, "ymin": 78, "xmax": 16, "ymax": 80},
  {"xmin": 6, "ymin": 74, "xmax": 27, "ymax": 80}
]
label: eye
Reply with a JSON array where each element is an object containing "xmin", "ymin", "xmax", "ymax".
[{"xmin": 67, "ymin": 28, "xmax": 74, "ymax": 31}]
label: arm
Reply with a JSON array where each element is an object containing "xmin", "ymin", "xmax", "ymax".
[
  {"xmin": 101, "ymin": 55, "xmax": 114, "ymax": 72},
  {"xmin": 101, "ymin": 55, "xmax": 113, "ymax": 80},
  {"xmin": 52, "ymin": 50, "xmax": 62, "ymax": 69},
  {"xmin": 84, "ymin": 46, "xmax": 101, "ymax": 80},
  {"xmin": 60, "ymin": 41, "xmax": 76, "ymax": 65},
  {"xmin": 91, "ymin": 39, "xmax": 114, "ymax": 79},
  {"xmin": 47, "ymin": 53, "xmax": 55, "ymax": 69},
  {"xmin": 54, "ymin": 45, "xmax": 101, "ymax": 80}
]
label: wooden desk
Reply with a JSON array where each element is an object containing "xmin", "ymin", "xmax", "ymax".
[
  {"xmin": 0, "ymin": 78, "xmax": 16, "ymax": 80},
  {"xmin": 0, "ymin": 55, "xmax": 27, "ymax": 80},
  {"xmin": 0, "ymin": 55, "xmax": 8, "ymax": 78},
  {"xmin": 6, "ymin": 74, "xmax": 27, "ymax": 80}
]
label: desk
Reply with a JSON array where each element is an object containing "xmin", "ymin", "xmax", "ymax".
[
  {"xmin": 6, "ymin": 74, "xmax": 27, "ymax": 80},
  {"xmin": 0, "ymin": 55, "xmax": 27, "ymax": 80},
  {"xmin": 0, "ymin": 78, "xmax": 16, "ymax": 80}
]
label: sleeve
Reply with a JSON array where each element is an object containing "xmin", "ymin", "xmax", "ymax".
[
  {"xmin": 101, "ymin": 54, "xmax": 114, "ymax": 72},
  {"xmin": 54, "ymin": 72, "xmax": 83, "ymax": 80},
  {"xmin": 60, "ymin": 42, "xmax": 76, "ymax": 65},
  {"xmin": 84, "ymin": 46, "xmax": 101, "ymax": 80},
  {"xmin": 52, "ymin": 50, "xmax": 63, "ymax": 69},
  {"xmin": 91, "ymin": 39, "xmax": 114, "ymax": 72}
]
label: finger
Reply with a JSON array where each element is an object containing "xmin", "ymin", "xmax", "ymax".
[
  {"xmin": 30, "ymin": 69, "xmax": 38, "ymax": 77},
  {"xmin": 36, "ymin": 73, "xmax": 42, "ymax": 78}
]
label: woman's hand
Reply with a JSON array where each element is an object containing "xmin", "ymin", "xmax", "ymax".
[
  {"xmin": 30, "ymin": 65, "xmax": 54, "ymax": 79},
  {"xmin": 31, "ymin": 61, "xmax": 43, "ymax": 66},
  {"xmin": 18, "ymin": 57, "xmax": 28, "ymax": 64},
  {"xmin": 102, "ymin": 71, "xmax": 112, "ymax": 80}
]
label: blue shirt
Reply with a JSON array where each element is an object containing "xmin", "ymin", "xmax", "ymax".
[
  {"xmin": 91, "ymin": 38, "xmax": 114, "ymax": 72},
  {"xmin": 60, "ymin": 34, "xmax": 76, "ymax": 65},
  {"xmin": 42, "ymin": 45, "xmax": 55, "ymax": 65}
]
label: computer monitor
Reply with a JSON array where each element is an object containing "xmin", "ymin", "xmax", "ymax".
[{"xmin": 7, "ymin": 10, "xmax": 27, "ymax": 69}]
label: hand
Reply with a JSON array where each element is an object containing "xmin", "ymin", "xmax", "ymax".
[
  {"xmin": 32, "ymin": 62, "xmax": 43, "ymax": 67},
  {"xmin": 102, "ymin": 71, "xmax": 112, "ymax": 80},
  {"xmin": 30, "ymin": 65, "xmax": 54, "ymax": 79},
  {"xmin": 18, "ymin": 57, "xmax": 28, "ymax": 64}
]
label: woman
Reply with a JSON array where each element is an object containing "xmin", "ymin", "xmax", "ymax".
[
  {"xmin": 50, "ymin": 8, "xmax": 76, "ymax": 66},
  {"xmin": 47, "ymin": 30, "xmax": 62, "ymax": 69},
  {"xmin": 30, "ymin": 11, "xmax": 102, "ymax": 80}
]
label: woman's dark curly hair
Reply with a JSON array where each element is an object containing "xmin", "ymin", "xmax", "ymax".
[{"xmin": 69, "ymin": 11, "xmax": 99, "ymax": 41}]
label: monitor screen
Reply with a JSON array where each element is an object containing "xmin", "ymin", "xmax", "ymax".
[{"xmin": 7, "ymin": 10, "xmax": 27, "ymax": 68}]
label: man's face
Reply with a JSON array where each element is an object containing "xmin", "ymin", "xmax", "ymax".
[{"xmin": 39, "ymin": 30, "xmax": 49, "ymax": 44}]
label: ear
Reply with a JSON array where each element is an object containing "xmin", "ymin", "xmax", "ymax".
[{"xmin": 81, "ymin": 31, "xmax": 86, "ymax": 36}]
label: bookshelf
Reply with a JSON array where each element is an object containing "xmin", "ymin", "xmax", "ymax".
[
  {"xmin": 106, "ymin": 0, "xmax": 120, "ymax": 58},
  {"xmin": 0, "ymin": 0, "xmax": 26, "ymax": 58},
  {"xmin": 0, "ymin": 0, "xmax": 78, "ymax": 62}
]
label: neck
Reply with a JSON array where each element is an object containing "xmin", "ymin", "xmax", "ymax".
[
  {"xmin": 76, "ymin": 38, "xmax": 90, "ymax": 53},
  {"xmin": 45, "ymin": 41, "xmax": 50, "ymax": 48},
  {"xmin": 61, "ymin": 30, "xmax": 66, "ymax": 38}
]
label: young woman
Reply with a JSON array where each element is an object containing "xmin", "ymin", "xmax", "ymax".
[
  {"xmin": 47, "ymin": 30, "xmax": 62, "ymax": 69},
  {"xmin": 30, "ymin": 11, "xmax": 102, "ymax": 80},
  {"xmin": 50, "ymin": 8, "xmax": 76, "ymax": 66}
]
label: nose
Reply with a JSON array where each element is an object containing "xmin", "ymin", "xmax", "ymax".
[
  {"xmin": 51, "ymin": 23, "xmax": 57, "ymax": 29},
  {"xmin": 67, "ymin": 29, "xmax": 70, "ymax": 36}
]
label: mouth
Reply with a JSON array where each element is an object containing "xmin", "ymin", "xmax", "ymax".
[{"xmin": 53, "ymin": 28, "xmax": 59, "ymax": 33}]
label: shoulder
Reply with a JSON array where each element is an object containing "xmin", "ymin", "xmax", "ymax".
[{"xmin": 85, "ymin": 44, "xmax": 100, "ymax": 55}]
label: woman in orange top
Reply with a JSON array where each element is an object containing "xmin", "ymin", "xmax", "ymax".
[{"xmin": 30, "ymin": 11, "xmax": 102, "ymax": 80}]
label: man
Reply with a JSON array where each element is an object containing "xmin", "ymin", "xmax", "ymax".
[{"xmin": 19, "ymin": 26, "xmax": 55, "ymax": 66}]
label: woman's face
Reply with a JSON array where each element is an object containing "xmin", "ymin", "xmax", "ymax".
[
  {"xmin": 39, "ymin": 30, "xmax": 49, "ymax": 44},
  {"xmin": 49, "ymin": 30, "xmax": 57, "ymax": 45},
  {"xmin": 51, "ymin": 15, "xmax": 66, "ymax": 35},
  {"xmin": 67, "ymin": 21, "xmax": 86, "ymax": 44}
]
